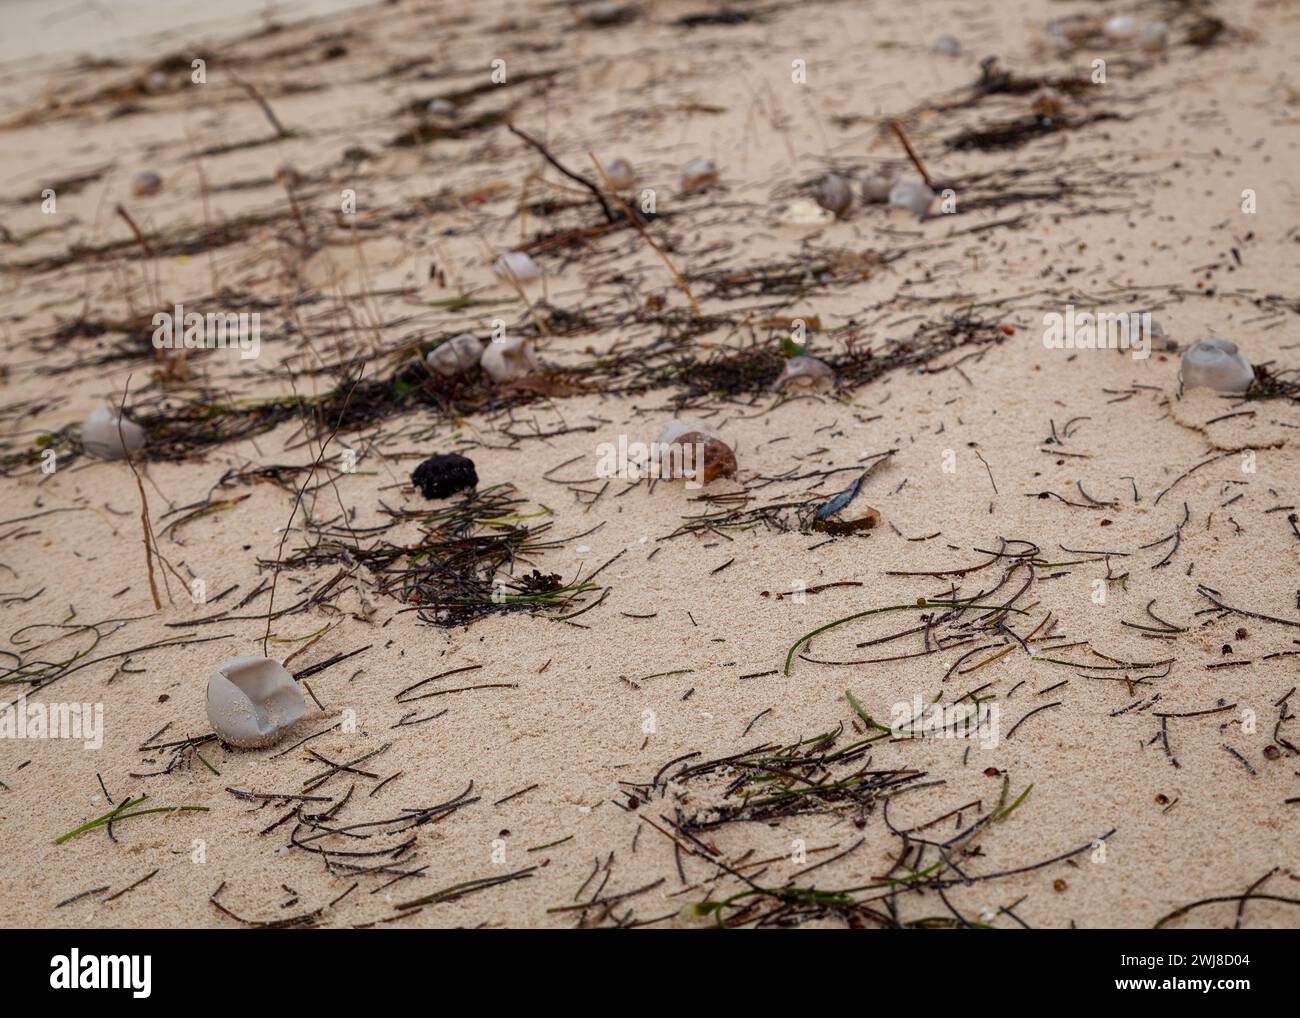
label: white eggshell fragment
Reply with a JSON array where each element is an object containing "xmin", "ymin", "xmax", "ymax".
[
  {"xmin": 932, "ymin": 34, "xmax": 961, "ymax": 56},
  {"xmin": 81, "ymin": 405, "xmax": 146, "ymax": 460},
  {"xmin": 602, "ymin": 157, "xmax": 636, "ymax": 190},
  {"xmin": 427, "ymin": 333, "xmax": 483, "ymax": 378},
  {"xmin": 480, "ymin": 336, "xmax": 539, "ymax": 383},
  {"xmin": 494, "ymin": 251, "xmax": 541, "ymax": 286},
  {"xmin": 773, "ymin": 355, "xmax": 836, "ymax": 392},
  {"xmin": 815, "ymin": 174, "xmax": 853, "ymax": 217},
  {"xmin": 131, "ymin": 170, "xmax": 162, "ymax": 197},
  {"xmin": 888, "ymin": 176, "xmax": 935, "ymax": 219},
  {"xmin": 680, "ymin": 158, "xmax": 719, "ymax": 192},
  {"xmin": 206, "ymin": 656, "xmax": 308, "ymax": 749},
  {"xmin": 1180, "ymin": 338, "xmax": 1253, "ymax": 394}
]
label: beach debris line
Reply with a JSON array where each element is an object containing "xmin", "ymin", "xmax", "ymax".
[
  {"xmin": 1180, "ymin": 338, "xmax": 1253, "ymax": 394},
  {"xmin": 411, "ymin": 453, "xmax": 478, "ymax": 500},
  {"xmin": 207, "ymin": 656, "xmax": 309, "ymax": 749},
  {"xmin": 80, "ymin": 405, "xmax": 145, "ymax": 459}
]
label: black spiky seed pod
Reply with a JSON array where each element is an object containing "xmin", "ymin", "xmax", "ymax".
[{"xmin": 411, "ymin": 453, "xmax": 478, "ymax": 499}]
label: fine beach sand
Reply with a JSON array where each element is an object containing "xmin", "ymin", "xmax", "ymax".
[{"xmin": 0, "ymin": 0, "xmax": 1297, "ymax": 929}]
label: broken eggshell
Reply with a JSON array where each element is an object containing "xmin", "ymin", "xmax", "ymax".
[
  {"xmin": 480, "ymin": 335, "xmax": 539, "ymax": 383},
  {"xmin": 888, "ymin": 176, "xmax": 935, "ymax": 219},
  {"xmin": 772, "ymin": 355, "xmax": 836, "ymax": 392},
  {"xmin": 602, "ymin": 157, "xmax": 636, "ymax": 190},
  {"xmin": 427, "ymin": 333, "xmax": 483, "ymax": 378},
  {"xmin": 655, "ymin": 419, "xmax": 737, "ymax": 484},
  {"xmin": 81, "ymin": 405, "xmax": 146, "ymax": 459},
  {"xmin": 815, "ymin": 174, "xmax": 853, "ymax": 218},
  {"xmin": 493, "ymin": 251, "xmax": 542, "ymax": 287},
  {"xmin": 206, "ymin": 656, "xmax": 308, "ymax": 749},
  {"xmin": 861, "ymin": 166, "xmax": 899, "ymax": 204},
  {"xmin": 1180, "ymin": 338, "xmax": 1253, "ymax": 394},
  {"xmin": 680, "ymin": 158, "xmax": 719, "ymax": 192},
  {"xmin": 131, "ymin": 170, "xmax": 162, "ymax": 197}
]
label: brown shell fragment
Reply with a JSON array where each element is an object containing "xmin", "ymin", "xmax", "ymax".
[
  {"xmin": 674, "ymin": 431, "xmax": 737, "ymax": 484},
  {"xmin": 811, "ymin": 506, "xmax": 880, "ymax": 535}
]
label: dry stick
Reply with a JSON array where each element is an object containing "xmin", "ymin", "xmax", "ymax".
[
  {"xmin": 588, "ymin": 151, "xmax": 701, "ymax": 316},
  {"xmin": 262, "ymin": 367, "xmax": 366, "ymax": 656},
  {"xmin": 507, "ymin": 125, "xmax": 614, "ymax": 224},
  {"xmin": 229, "ymin": 71, "xmax": 290, "ymax": 138},
  {"xmin": 117, "ymin": 378, "xmax": 163, "ymax": 609},
  {"xmin": 889, "ymin": 120, "xmax": 936, "ymax": 191}
]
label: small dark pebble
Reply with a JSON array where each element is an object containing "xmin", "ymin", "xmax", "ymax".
[{"xmin": 411, "ymin": 453, "xmax": 478, "ymax": 499}]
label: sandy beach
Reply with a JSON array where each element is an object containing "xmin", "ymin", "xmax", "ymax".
[{"xmin": 0, "ymin": 0, "xmax": 1297, "ymax": 930}]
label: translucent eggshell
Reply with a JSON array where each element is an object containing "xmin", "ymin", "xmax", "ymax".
[
  {"xmin": 426, "ymin": 98, "xmax": 456, "ymax": 118},
  {"xmin": 206, "ymin": 656, "xmax": 308, "ymax": 749},
  {"xmin": 494, "ymin": 251, "xmax": 541, "ymax": 286},
  {"xmin": 131, "ymin": 171, "xmax": 162, "ymax": 197},
  {"xmin": 480, "ymin": 336, "xmax": 539, "ymax": 383},
  {"xmin": 602, "ymin": 157, "xmax": 636, "ymax": 190},
  {"xmin": 680, "ymin": 158, "xmax": 719, "ymax": 192},
  {"xmin": 773, "ymin": 355, "xmax": 836, "ymax": 391},
  {"xmin": 1181, "ymin": 338, "xmax": 1253, "ymax": 394},
  {"xmin": 932, "ymin": 34, "xmax": 961, "ymax": 56},
  {"xmin": 888, "ymin": 177, "xmax": 935, "ymax": 219},
  {"xmin": 81, "ymin": 406, "xmax": 145, "ymax": 459},
  {"xmin": 815, "ymin": 175, "xmax": 853, "ymax": 217},
  {"xmin": 427, "ymin": 333, "xmax": 483, "ymax": 378},
  {"xmin": 861, "ymin": 167, "xmax": 898, "ymax": 204}
]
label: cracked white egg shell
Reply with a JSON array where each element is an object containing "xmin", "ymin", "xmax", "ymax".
[
  {"xmin": 427, "ymin": 333, "xmax": 483, "ymax": 378},
  {"xmin": 1180, "ymin": 338, "xmax": 1253, "ymax": 394},
  {"xmin": 493, "ymin": 251, "xmax": 541, "ymax": 286},
  {"xmin": 602, "ymin": 157, "xmax": 636, "ymax": 190},
  {"xmin": 480, "ymin": 336, "xmax": 539, "ymax": 383},
  {"xmin": 81, "ymin": 406, "xmax": 146, "ymax": 459},
  {"xmin": 680, "ymin": 158, "xmax": 719, "ymax": 192},
  {"xmin": 888, "ymin": 176, "xmax": 935, "ymax": 219},
  {"xmin": 206, "ymin": 656, "xmax": 308, "ymax": 749}
]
